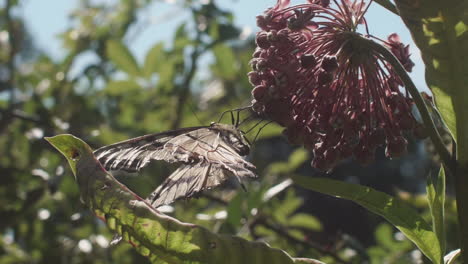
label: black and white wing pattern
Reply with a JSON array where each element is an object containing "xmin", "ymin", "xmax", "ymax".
[
  {"xmin": 94, "ymin": 126, "xmax": 204, "ymax": 172},
  {"xmin": 94, "ymin": 123, "xmax": 256, "ymax": 179},
  {"xmin": 147, "ymin": 162, "xmax": 233, "ymax": 207},
  {"xmin": 94, "ymin": 122, "xmax": 257, "ymax": 207}
]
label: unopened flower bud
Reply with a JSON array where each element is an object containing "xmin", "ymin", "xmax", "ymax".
[
  {"xmin": 385, "ymin": 136, "xmax": 408, "ymax": 158},
  {"xmin": 321, "ymin": 56, "xmax": 338, "ymax": 72},
  {"xmin": 300, "ymin": 54, "xmax": 317, "ymax": 68}
]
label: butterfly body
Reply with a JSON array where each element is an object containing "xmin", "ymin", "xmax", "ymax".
[{"xmin": 94, "ymin": 122, "xmax": 256, "ymax": 208}]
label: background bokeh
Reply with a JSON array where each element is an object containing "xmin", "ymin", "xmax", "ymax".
[{"xmin": 0, "ymin": 0, "xmax": 458, "ymax": 263}]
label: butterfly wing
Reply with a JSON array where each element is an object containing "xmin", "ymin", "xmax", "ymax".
[
  {"xmin": 94, "ymin": 124, "xmax": 256, "ymax": 179},
  {"xmin": 95, "ymin": 123, "xmax": 257, "ymax": 207},
  {"xmin": 147, "ymin": 162, "xmax": 232, "ymax": 207},
  {"xmin": 163, "ymin": 126, "xmax": 256, "ymax": 179},
  {"xmin": 94, "ymin": 126, "xmax": 206, "ymax": 172}
]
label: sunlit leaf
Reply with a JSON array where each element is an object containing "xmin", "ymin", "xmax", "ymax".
[
  {"xmin": 106, "ymin": 39, "xmax": 141, "ymax": 76},
  {"xmin": 273, "ymin": 190, "xmax": 302, "ymax": 223},
  {"xmin": 212, "ymin": 44, "xmax": 237, "ymax": 80},
  {"xmin": 288, "ymin": 149, "xmax": 309, "ymax": 171},
  {"xmin": 427, "ymin": 166, "xmax": 446, "ymax": 255},
  {"xmin": 293, "ymin": 176, "xmax": 442, "ymax": 264},
  {"xmin": 143, "ymin": 43, "xmax": 165, "ymax": 78},
  {"xmin": 374, "ymin": 224, "xmax": 411, "ymax": 250},
  {"xmin": 288, "ymin": 213, "xmax": 322, "ymax": 231},
  {"xmin": 105, "ymin": 80, "xmax": 140, "ymax": 96},
  {"xmin": 174, "ymin": 24, "xmax": 192, "ymax": 51},
  {"xmin": 395, "ymin": 0, "xmax": 468, "ymax": 151},
  {"xmin": 267, "ymin": 149, "xmax": 309, "ymax": 175},
  {"xmin": 226, "ymin": 193, "xmax": 243, "ymax": 227},
  {"xmin": 368, "ymin": 223, "xmax": 413, "ymax": 263}
]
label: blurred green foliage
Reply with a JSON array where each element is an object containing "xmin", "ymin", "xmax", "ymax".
[{"xmin": 0, "ymin": 0, "xmax": 461, "ymax": 263}]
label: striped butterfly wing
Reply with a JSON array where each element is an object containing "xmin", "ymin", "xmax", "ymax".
[
  {"xmin": 162, "ymin": 124, "xmax": 256, "ymax": 179},
  {"xmin": 147, "ymin": 162, "xmax": 233, "ymax": 207},
  {"xmin": 94, "ymin": 123, "xmax": 256, "ymax": 179},
  {"xmin": 94, "ymin": 126, "xmax": 206, "ymax": 172},
  {"xmin": 94, "ymin": 123, "xmax": 256, "ymax": 206}
]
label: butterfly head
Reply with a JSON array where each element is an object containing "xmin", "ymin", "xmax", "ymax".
[{"xmin": 211, "ymin": 123, "xmax": 250, "ymax": 156}]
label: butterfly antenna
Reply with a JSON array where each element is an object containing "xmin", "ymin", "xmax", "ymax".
[
  {"xmin": 188, "ymin": 100, "xmax": 203, "ymax": 126},
  {"xmin": 238, "ymin": 113, "xmax": 255, "ymax": 127},
  {"xmin": 245, "ymin": 119, "xmax": 265, "ymax": 134},
  {"xmin": 236, "ymin": 105, "xmax": 255, "ymax": 127},
  {"xmin": 217, "ymin": 109, "xmax": 232, "ymax": 123},
  {"xmin": 235, "ymin": 110, "xmax": 241, "ymax": 127},
  {"xmin": 231, "ymin": 111, "xmax": 235, "ymax": 126},
  {"xmin": 253, "ymin": 120, "xmax": 273, "ymax": 143},
  {"xmin": 217, "ymin": 105, "xmax": 253, "ymax": 124}
]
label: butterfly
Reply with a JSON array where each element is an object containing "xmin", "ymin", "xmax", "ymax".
[{"xmin": 94, "ymin": 122, "xmax": 257, "ymax": 208}]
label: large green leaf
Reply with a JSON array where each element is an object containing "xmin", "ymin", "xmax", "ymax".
[
  {"xmin": 395, "ymin": 0, "xmax": 468, "ymax": 161},
  {"xmin": 46, "ymin": 134, "xmax": 317, "ymax": 264},
  {"xmin": 292, "ymin": 175, "xmax": 442, "ymax": 264},
  {"xmin": 143, "ymin": 43, "xmax": 165, "ymax": 78},
  {"xmin": 212, "ymin": 44, "xmax": 237, "ymax": 81},
  {"xmin": 105, "ymin": 80, "xmax": 141, "ymax": 96},
  {"xmin": 106, "ymin": 39, "xmax": 141, "ymax": 76},
  {"xmin": 427, "ymin": 166, "xmax": 446, "ymax": 257},
  {"xmin": 174, "ymin": 24, "xmax": 192, "ymax": 51}
]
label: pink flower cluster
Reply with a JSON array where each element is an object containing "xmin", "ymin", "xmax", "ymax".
[{"xmin": 249, "ymin": 0, "xmax": 420, "ymax": 170}]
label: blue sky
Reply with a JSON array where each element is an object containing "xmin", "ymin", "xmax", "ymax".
[{"xmin": 19, "ymin": 0, "xmax": 427, "ymax": 91}]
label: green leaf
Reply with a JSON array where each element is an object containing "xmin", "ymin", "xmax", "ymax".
[
  {"xmin": 375, "ymin": 224, "xmax": 398, "ymax": 249},
  {"xmin": 288, "ymin": 149, "xmax": 309, "ymax": 171},
  {"xmin": 288, "ymin": 213, "xmax": 322, "ymax": 231},
  {"xmin": 106, "ymin": 39, "xmax": 140, "ymax": 76},
  {"xmin": 48, "ymin": 134, "xmax": 317, "ymax": 264},
  {"xmin": 273, "ymin": 190, "xmax": 302, "ymax": 223},
  {"xmin": 143, "ymin": 43, "xmax": 165, "ymax": 78},
  {"xmin": 293, "ymin": 175, "xmax": 442, "ymax": 264},
  {"xmin": 267, "ymin": 149, "xmax": 309, "ymax": 175},
  {"xmin": 247, "ymin": 186, "xmax": 266, "ymax": 212},
  {"xmin": 173, "ymin": 24, "xmax": 191, "ymax": 51},
  {"xmin": 105, "ymin": 80, "xmax": 141, "ymax": 96},
  {"xmin": 427, "ymin": 166, "xmax": 446, "ymax": 257},
  {"xmin": 226, "ymin": 193, "xmax": 243, "ymax": 227},
  {"xmin": 395, "ymin": 0, "xmax": 468, "ymax": 160},
  {"xmin": 212, "ymin": 44, "xmax": 237, "ymax": 80},
  {"xmin": 156, "ymin": 58, "xmax": 176, "ymax": 88}
]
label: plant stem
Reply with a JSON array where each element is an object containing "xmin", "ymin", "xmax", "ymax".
[
  {"xmin": 454, "ymin": 164, "xmax": 468, "ymax": 263},
  {"xmin": 251, "ymin": 217, "xmax": 349, "ymax": 264},
  {"xmin": 357, "ymin": 34, "xmax": 468, "ymax": 263}
]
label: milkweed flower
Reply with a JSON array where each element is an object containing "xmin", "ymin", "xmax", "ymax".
[{"xmin": 249, "ymin": 0, "xmax": 418, "ymax": 170}]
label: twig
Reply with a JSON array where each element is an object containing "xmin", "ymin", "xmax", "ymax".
[
  {"xmin": 251, "ymin": 217, "xmax": 349, "ymax": 264},
  {"xmin": 170, "ymin": 11, "xmax": 219, "ymax": 129},
  {"xmin": 201, "ymin": 193, "xmax": 229, "ymax": 206},
  {"xmin": 171, "ymin": 44, "xmax": 201, "ymax": 129},
  {"xmin": 0, "ymin": 0, "xmax": 18, "ymax": 133},
  {"xmin": 5, "ymin": 0, "xmax": 16, "ymax": 104}
]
